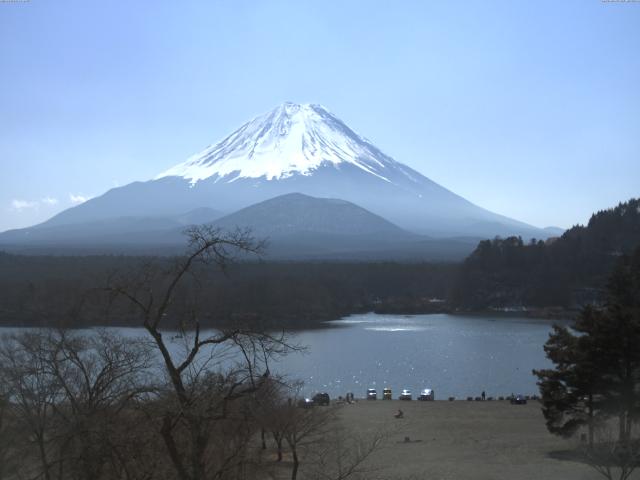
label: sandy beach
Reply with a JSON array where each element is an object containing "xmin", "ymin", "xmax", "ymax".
[{"xmin": 328, "ymin": 399, "xmax": 610, "ymax": 480}]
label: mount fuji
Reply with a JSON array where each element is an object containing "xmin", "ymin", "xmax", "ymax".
[{"xmin": 0, "ymin": 102, "xmax": 554, "ymax": 256}]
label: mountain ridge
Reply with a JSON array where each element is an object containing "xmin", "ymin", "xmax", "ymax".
[
  {"xmin": 211, "ymin": 192, "xmax": 412, "ymax": 237},
  {"xmin": 2, "ymin": 102, "xmax": 558, "ymax": 244},
  {"xmin": 0, "ymin": 193, "xmax": 479, "ymax": 260}
]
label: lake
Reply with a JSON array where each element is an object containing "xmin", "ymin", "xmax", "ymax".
[
  {"xmin": 0, "ymin": 313, "xmax": 567, "ymax": 400},
  {"xmin": 280, "ymin": 313, "xmax": 565, "ymax": 399}
]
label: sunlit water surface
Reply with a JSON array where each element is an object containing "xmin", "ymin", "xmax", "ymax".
[{"xmin": 1, "ymin": 313, "xmax": 567, "ymax": 399}]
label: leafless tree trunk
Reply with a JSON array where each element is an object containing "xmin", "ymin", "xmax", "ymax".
[
  {"xmin": 0, "ymin": 383, "xmax": 19, "ymax": 480},
  {"xmin": 281, "ymin": 403, "xmax": 334, "ymax": 480},
  {"xmin": 580, "ymin": 424, "xmax": 640, "ymax": 480},
  {"xmin": 303, "ymin": 426, "xmax": 387, "ymax": 480},
  {"xmin": 0, "ymin": 331, "xmax": 61, "ymax": 480},
  {"xmin": 106, "ymin": 225, "xmax": 296, "ymax": 480},
  {"xmin": 273, "ymin": 431, "xmax": 284, "ymax": 462},
  {"xmin": 0, "ymin": 329, "xmax": 155, "ymax": 480}
]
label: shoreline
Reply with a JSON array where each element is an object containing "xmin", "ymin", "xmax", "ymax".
[{"xmin": 0, "ymin": 308, "xmax": 576, "ymax": 331}]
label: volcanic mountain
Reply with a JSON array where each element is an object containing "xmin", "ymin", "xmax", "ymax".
[
  {"xmin": 1, "ymin": 102, "xmax": 552, "ymax": 251},
  {"xmin": 208, "ymin": 193, "xmax": 480, "ymax": 260}
]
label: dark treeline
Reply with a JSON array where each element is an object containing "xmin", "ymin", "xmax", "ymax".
[
  {"xmin": 452, "ymin": 198, "xmax": 640, "ymax": 310},
  {"xmin": 0, "ymin": 252, "xmax": 456, "ymax": 329},
  {"xmin": 2, "ymin": 198, "xmax": 639, "ymax": 328}
]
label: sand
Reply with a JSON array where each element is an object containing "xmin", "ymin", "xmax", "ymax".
[{"xmin": 331, "ymin": 399, "xmax": 616, "ymax": 480}]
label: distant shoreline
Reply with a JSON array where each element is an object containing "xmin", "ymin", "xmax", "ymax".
[{"xmin": 0, "ymin": 309, "xmax": 575, "ymax": 332}]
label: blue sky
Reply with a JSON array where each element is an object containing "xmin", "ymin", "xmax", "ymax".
[{"xmin": 1, "ymin": 0, "xmax": 638, "ymax": 232}]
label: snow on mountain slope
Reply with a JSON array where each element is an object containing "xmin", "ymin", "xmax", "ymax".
[
  {"xmin": 3, "ymin": 102, "xmax": 552, "ymax": 242},
  {"xmin": 156, "ymin": 102, "xmax": 404, "ymax": 184}
]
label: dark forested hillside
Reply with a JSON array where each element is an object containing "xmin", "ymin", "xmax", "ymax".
[
  {"xmin": 2, "ymin": 199, "xmax": 637, "ymax": 327},
  {"xmin": 0, "ymin": 253, "xmax": 456, "ymax": 329},
  {"xmin": 452, "ymin": 198, "xmax": 640, "ymax": 309}
]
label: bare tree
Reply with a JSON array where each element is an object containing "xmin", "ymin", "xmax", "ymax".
[
  {"xmin": 0, "ymin": 331, "xmax": 63, "ymax": 480},
  {"xmin": 0, "ymin": 373, "xmax": 19, "ymax": 480},
  {"xmin": 44, "ymin": 330, "xmax": 154, "ymax": 480},
  {"xmin": 253, "ymin": 377, "xmax": 291, "ymax": 462},
  {"xmin": 579, "ymin": 424, "xmax": 640, "ymax": 480},
  {"xmin": 0, "ymin": 329, "xmax": 155, "ymax": 480},
  {"xmin": 263, "ymin": 400, "xmax": 288, "ymax": 462},
  {"xmin": 106, "ymin": 225, "xmax": 296, "ymax": 480},
  {"xmin": 273, "ymin": 400, "xmax": 389, "ymax": 480},
  {"xmin": 303, "ymin": 425, "xmax": 387, "ymax": 480},
  {"xmin": 282, "ymin": 402, "xmax": 335, "ymax": 480}
]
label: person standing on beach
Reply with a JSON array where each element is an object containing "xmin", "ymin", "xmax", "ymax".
[{"xmin": 481, "ymin": 391, "xmax": 486, "ymax": 401}]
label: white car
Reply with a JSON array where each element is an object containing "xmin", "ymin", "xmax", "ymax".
[
  {"xmin": 399, "ymin": 389, "xmax": 412, "ymax": 400},
  {"xmin": 419, "ymin": 389, "xmax": 435, "ymax": 401}
]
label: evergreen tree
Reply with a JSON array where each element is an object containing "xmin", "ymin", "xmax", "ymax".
[
  {"xmin": 534, "ymin": 310, "xmax": 604, "ymax": 447},
  {"xmin": 597, "ymin": 247, "xmax": 640, "ymax": 444},
  {"xmin": 454, "ymin": 198, "xmax": 640, "ymax": 309},
  {"xmin": 534, "ymin": 247, "xmax": 640, "ymax": 446}
]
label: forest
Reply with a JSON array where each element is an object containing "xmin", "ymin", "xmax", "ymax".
[
  {"xmin": 0, "ymin": 251, "xmax": 455, "ymax": 330},
  {"xmin": 451, "ymin": 198, "xmax": 640, "ymax": 310},
  {"xmin": 0, "ymin": 198, "xmax": 638, "ymax": 329}
]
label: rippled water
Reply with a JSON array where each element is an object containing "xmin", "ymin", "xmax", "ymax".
[
  {"xmin": 277, "ymin": 313, "xmax": 567, "ymax": 399},
  {"xmin": 0, "ymin": 313, "xmax": 567, "ymax": 399}
]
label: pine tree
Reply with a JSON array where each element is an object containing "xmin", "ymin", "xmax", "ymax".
[
  {"xmin": 596, "ymin": 247, "xmax": 640, "ymax": 445},
  {"xmin": 534, "ymin": 247, "xmax": 640, "ymax": 446},
  {"xmin": 534, "ymin": 311, "xmax": 604, "ymax": 447}
]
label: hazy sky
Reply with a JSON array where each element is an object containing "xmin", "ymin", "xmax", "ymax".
[{"xmin": 1, "ymin": 0, "xmax": 639, "ymax": 232}]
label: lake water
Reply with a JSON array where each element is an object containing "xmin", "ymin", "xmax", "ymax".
[
  {"xmin": 0, "ymin": 313, "xmax": 566, "ymax": 400},
  {"xmin": 281, "ymin": 313, "xmax": 565, "ymax": 399}
]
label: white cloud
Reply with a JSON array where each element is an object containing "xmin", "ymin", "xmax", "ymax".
[
  {"xmin": 9, "ymin": 196, "xmax": 62, "ymax": 212},
  {"xmin": 10, "ymin": 199, "xmax": 39, "ymax": 211},
  {"xmin": 69, "ymin": 193, "xmax": 91, "ymax": 204},
  {"xmin": 9, "ymin": 194, "xmax": 89, "ymax": 214}
]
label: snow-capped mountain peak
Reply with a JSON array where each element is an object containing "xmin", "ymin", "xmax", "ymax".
[
  {"xmin": 156, "ymin": 102, "xmax": 396, "ymax": 184},
  {"xmin": 5, "ymin": 102, "xmax": 550, "ymax": 242}
]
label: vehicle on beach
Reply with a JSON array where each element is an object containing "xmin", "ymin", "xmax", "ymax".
[
  {"xmin": 298, "ymin": 397, "xmax": 315, "ymax": 408},
  {"xmin": 366, "ymin": 388, "xmax": 377, "ymax": 400},
  {"xmin": 510, "ymin": 394, "xmax": 527, "ymax": 405},
  {"xmin": 418, "ymin": 388, "xmax": 435, "ymax": 401},
  {"xmin": 312, "ymin": 393, "xmax": 330, "ymax": 406},
  {"xmin": 383, "ymin": 387, "xmax": 392, "ymax": 400},
  {"xmin": 399, "ymin": 389, "xmax": 412, "ymax": 400}
]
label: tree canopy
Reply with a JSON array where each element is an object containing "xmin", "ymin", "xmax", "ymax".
[
  {"xmin": 534, "ymin": 246, "xmax": 640, "ymax": 450},
  {"xmin": 454, "ymin": 198, "xmax": 640, "ymax": 309}
]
